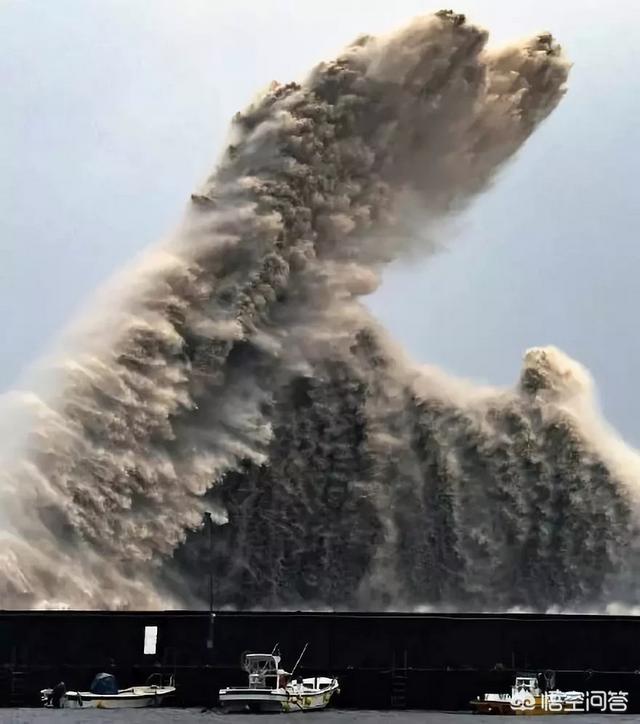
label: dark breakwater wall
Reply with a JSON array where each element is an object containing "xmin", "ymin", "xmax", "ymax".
[{"xmin": 2, "ymin": 610, "xmax": 640, "ymax": 710}]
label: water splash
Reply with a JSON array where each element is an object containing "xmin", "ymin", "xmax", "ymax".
[{"xmin": 4, "ymin": 11, "xmax": 628, "ymax": 614}]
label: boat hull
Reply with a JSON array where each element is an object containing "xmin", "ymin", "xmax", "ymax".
[
  {"xmin": 220, "ymin": 679, "xmax": 339, "ymax": 713},
  {"xmin": 43, "ymin": 686, "xmax": 175, "ymax": 709},
  {"xmin": 471, "ymin": 695, "xmax": 580, "ymax": 716}
]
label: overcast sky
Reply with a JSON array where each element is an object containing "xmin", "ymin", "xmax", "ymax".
[{"xmin": 2, "ymin": 0, "xmax": 640, "ymax": 443}]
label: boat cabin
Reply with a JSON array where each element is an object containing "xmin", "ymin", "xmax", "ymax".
[
  {"xmin": 514, "ymin": 676, "xmax": 537, "ymax": 691},
  {"xmin": 511, "ymin": 673, "xmax": 541, "ymax": 698},
  {"xmin": 241, "ymin": 653, "xmax": 291, "ymax": 691}
]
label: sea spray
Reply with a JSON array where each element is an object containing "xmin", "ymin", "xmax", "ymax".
[{"xmin": 3, "ymin": 11, "xmax": 624, "ymax": 614}]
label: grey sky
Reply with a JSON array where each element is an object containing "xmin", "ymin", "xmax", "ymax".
[{"xmin": 2, "ymin": 1, "xmax": 639, "ymax": 443}]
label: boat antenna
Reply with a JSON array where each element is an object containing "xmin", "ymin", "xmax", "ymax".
[
  {"xmin": 290, "ymin": 643, "xmax": 309, "ymax": 677},
  {"xmin": 271, "ymin": 642, "xmax": 281, "ymax": 657}
]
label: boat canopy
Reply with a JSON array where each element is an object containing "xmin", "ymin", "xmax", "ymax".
[
  {"xmin": 241, "ymin": 653, "xmax": 291, "ymax": 689},
  {"xmin": 89, "ymin": 673, "xmax": 119, "ymax": 695}
]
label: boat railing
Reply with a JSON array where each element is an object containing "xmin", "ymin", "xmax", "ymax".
[{"xmin": 144, "ymin": 672, "xmax": 175, "ymax": 688}]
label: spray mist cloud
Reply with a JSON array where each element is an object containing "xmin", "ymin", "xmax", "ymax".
[{"xmin": 2, "ymin": 10, "xmax": 630, "ymax": 613}]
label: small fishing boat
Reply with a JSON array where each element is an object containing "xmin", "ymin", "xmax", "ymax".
[
  {"xmin": 471, "ymin": 672, "xmax": 582, "ymax": 715},
  {"xmin": 219, "ymin": 644, "xmax": 339, "ymax": 713},
  {"xmin": 41, "ymin": 672, "xmax": 176, "ymax": 709}
]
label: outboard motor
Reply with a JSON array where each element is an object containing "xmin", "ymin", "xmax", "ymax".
[
  {"xmin": 543, "ymin": 670, "xmax": 556, "ymax": 691},
  {"xmin": 48, "ymin": 681, "xmax": 66, "ymax": 708}
]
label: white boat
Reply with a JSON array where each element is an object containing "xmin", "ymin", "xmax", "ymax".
[
  {"xmin": 219, "ymin": 645, "xmax": 339, "ymax": 713},
  {"xmin": 471, "ymin": 672, "xmax": 584, "ymax": 715},
  {"xmin": 41, "ymin": 672, "xmax": 176, "ymax": 709}
]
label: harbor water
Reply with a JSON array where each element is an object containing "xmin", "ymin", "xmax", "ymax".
[{"xmin": 2, "ymin": 711, "xmax": 640, "ymax": 724}]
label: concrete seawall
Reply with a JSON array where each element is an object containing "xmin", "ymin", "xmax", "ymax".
[{"xmin": 2, "ymin": 611, "xmax": 640, "ymax": 710}]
